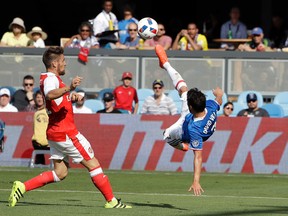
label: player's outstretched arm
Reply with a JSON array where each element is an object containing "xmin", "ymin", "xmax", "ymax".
[
  {"xmin": 212, "ymin": 87, "xmax": 224, "ymax": 106},
  {"xmin": 188, "ymin": 150, "xmax": 204, "ymax": 196},
  {"xmin": 45, "ymin": 76, "xmax": 83, "ymax": 100}
]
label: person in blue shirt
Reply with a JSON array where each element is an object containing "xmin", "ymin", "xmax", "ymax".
[
  {"xmin": 117, "ymin": 5, "xmax": 138, "ymax": 44},
  {"xmin": 155, "ymin": 44, "xmax": 224, "ymax": 196}
]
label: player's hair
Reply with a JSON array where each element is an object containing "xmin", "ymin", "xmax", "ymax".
[
  {"xmin": 187, "ymin": 88, "xmax": 206, "ymax": 112},
  {"xmin": 42, "ymin": 46, "xmax": 64, "ymax": 69}
]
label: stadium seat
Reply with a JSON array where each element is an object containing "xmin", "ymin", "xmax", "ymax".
[
  {"xmin": 137, "ymin": 88, "xmax": 154, "ymax": 114},
  {"xmin": 237, "ymin": 90, "xmax": 264, "ymax": 108},
  {"xmin": 273, "ymin": 91, "xmax": 288, "ymax": 117},
  {"xmin": 84, "ymin": 99, "xmax": 104, "ymax": 113},
  {"xmin": 167, "ymin": 90, "xmax": 182, "ymax": 114},
  {"xmin": 167, "ymin": 89, "xmax": 181, "ymax": 102},
  {"xmin": 0, "ymin": 86, "xmax": 17, "ymax": 97},
  {"xmin": 137, "ymin": 88, "xmax": 154, "ymax": 101},
  {"xmin": 261, "ymin": 103, "xmax": 285, "ymax": 117}
]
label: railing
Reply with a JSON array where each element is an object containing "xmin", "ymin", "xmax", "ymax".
[{"xmin": 0, "ymin": 47, "xmax": 287, "ymax": 101}]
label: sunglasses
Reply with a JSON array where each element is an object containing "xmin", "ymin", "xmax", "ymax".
[
  {"xmin": 225, "ymin": 107, "xmax": 234, "ymax": 111},
  {"xmin": 247, "ymin": 100, "xmax": 257, "ymax": 103},
  {"xmin": 24, "ymin": 83, "xmax": 34, "ymax": 86},
  {"xmin": 128, "ymin": 29, "xmax": 137, "ymax": 32},
  {"xmin": 81, "ymin": 29, "xmax": 90, "ymax": 32},
  {"xmin": 153, "ymin": 86, "xmax": 162, "ymax": 90}
]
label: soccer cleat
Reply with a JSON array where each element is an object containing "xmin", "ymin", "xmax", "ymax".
[
  {"xmin": 104, "ymin": 198, "xmax": 132, "ymax": 208},
  {"xmin": 155, "ymin": 44, "xmax": 168, "ymax": 68},
  {"xmin": 8, "ymin": 181, "xmax": 26, "ymax": 207}
]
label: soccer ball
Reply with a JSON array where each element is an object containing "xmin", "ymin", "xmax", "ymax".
[{"xmin": 137, "ymin": 17, "xmax": 158, "ymax": 39}]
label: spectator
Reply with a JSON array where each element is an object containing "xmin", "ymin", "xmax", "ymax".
[
  {"xmin": 203, "ymin": 13, "xmax": 221, "ymax": 49},
  {"xmin": 0, "ymin": 88, "xmax": 18, "ymax": 112},
  {"xmin": 97, "ymin": 92, "xmax": 121, "ymax": 113},
  {"xmin": 268, "ymin": 15, "xmax": 288, "ymax": 49},
  {"xmin": 11, "ymin": 75, "xmax": 35, "ymax": 111},
  {"xmin": 237, "ymin": 27, "xmax": 273, "ymax": 51},
  {"xmin": 142, "ymin": 23, "xmax": 172, "ymax": 50},
  {"xmin": 140, "ymin": 79, "xmax": 178, "ymax": 115},
  {"xmin": 64, "ymin": 21, "xmax": 99, "ymax": 49},
  {"xmin": 27, "ymin": 26, "xmax": 47, "ymax": 48},
  {"xmin": 172, "ymin": 22, "xmax": 208, "ymax": 51},
  {"xmin": 113, "ymin": 72, "xmax": 139, "ymax": 114},
  {"xmin": 237, "ymin": 93, "xmax": 269, "ymax": 117},
  {"xmin": 220, "ymin": 7, "xmax": 247, "ymax": 50},
  {"xmin": 115, "ymin": 22, "xmax": 140, "ymax": 49},
  {"xmin": 93, "ymin": 0, "xmax": 119, "ymax": 48},
  {"xmin": 0, "ymin": 17, "xmax": 29, "ymax": 47},
  {"xmin": 118, "ymin": 5, "xmax": 138, "ymax": 44},
  {"xmin": 73, "ymin": 89, "xmax": 93, "ymax": 114},
  {"xmin": 31, "ymin": 90, "xmax": 49, "ymax": 165},
  {"xmin": 220, "ymin": 101, "xmax": 234, "ymax": 117}
]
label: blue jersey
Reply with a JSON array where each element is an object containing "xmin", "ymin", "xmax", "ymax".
[{"xmin": 182, "ymin": 100, "xmax": 219, "ymax": 150}]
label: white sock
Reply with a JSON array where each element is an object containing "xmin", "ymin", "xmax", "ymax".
[{"xmin": 163, "ymin": 62, "xmax": 187, "ymax": 90}]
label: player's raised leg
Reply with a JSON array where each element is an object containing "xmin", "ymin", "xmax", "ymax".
[
  {"xmin": 155, "ymin": 44, "xmax": 189, "ymax": 151},
  {"xmin": 155, "ymin": 44, "xmax": 188, "ymax": 94}
]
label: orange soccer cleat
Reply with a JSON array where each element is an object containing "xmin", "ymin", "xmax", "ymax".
[{"xmin": 155, "ymin": 44, "xmax": 168, "ymax": 68}]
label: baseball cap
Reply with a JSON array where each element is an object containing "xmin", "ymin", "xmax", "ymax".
[
  {"xmin": 103, "ymin": 92, "xmax": 114, "ymax": 101},
  {"xmin": 153, "ymin": 79, "xmax": 164, "ymax": 87},
  {"xmin": 251, "ymin": 27, "xmax": 263, "ymax": 35},
  {"xmin": 122, "ymin": 72, "xmax": 133, "ymax": 80},
  {"xmin": 246, "ymin": 93, "xmax": 257, "ymax": 102},
  {"xmin": 0, "ymin": 88, "xmax": 11, "ymax": 97}
]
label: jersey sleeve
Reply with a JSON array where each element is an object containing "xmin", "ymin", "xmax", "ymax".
[
  {"xmin": 206, "ymin": 99, "xmax": 220, "ymax": 112},
  {"xmin": 43, "ymin": 75, "xmax": 59, "ymax": 96}
]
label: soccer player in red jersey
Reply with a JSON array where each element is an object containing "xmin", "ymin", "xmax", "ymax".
[{"xmin": 8, "ymin": 46, "xmax": 131, "ymax": 209}]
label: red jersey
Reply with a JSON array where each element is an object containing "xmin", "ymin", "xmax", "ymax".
[
  {"xmin": 113, "ymin": 85, "xmax": 138, "ymax": 112},
  {"xmin": 40, "ymin": 72, "xmax": 78, "ymax": 141}
]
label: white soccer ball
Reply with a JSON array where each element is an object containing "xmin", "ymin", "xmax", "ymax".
[{"xmin": 137, "ymin": 17, "xmax": 158, "ymax": 39}]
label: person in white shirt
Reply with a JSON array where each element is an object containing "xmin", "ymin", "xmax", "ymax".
[
  {"xmin": 140, "ymin": 80, "xmax": 178, "ymax": 115},
  {"xmin": 27, "ymin": 26, "xmax": 47, "ymax": 48},
  {"xmin": 93, "ymin": 0, "xmax": 119, "ymax": 48},
  {"xmin": 0, "ymin": 88, "xmax": 18, "ymax": 112},
  {"xmin": 73, "ymin": 90, "xmax": 93, "ymax": 114}
]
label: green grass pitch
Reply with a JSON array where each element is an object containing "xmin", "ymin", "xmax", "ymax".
[{"xmin": 0, "ymin": 167, "xmax": 288, "ymax": 216}]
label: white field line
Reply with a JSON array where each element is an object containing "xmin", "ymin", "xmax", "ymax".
[{"xmin": 1, "ymin": 188, "xmax": 288, "ymax": 201}]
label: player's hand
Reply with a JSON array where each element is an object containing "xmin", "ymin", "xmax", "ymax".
[
  {"xmin": 212, "ymin": 87, "xmax": 223, "ymax": 97},
  {"xmin": 70, "ymin": 92, "xmax": 84, "ymax": 102},
  {"xmin": 188, "ymin": 182, "xmax": 204, "ymax": 196},
  {"xmin": 70, "ymin": 76, "xmax": 83, "ymax": 90}
]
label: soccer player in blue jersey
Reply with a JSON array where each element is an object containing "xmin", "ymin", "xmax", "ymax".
[{"xmin": 155, "ymin": 44, "xmax": 224, "ymax": 196}]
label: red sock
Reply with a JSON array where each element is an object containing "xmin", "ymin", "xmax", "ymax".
[
  {"xmin": 24, "ymin": 171, "xmax": 55, "ymax": 191},
  {"xmin": 90, "ymin": 167, "xmax": 114, "ymax": 201}
]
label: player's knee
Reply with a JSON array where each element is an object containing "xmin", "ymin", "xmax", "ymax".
[{"xmin": 54, "ymin": 169, "xmax": 68, "ymax": 180}]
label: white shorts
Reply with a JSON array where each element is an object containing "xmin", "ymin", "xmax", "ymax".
[
  {"xmin": 49, "ymin": 132, "xmax": 94, "ymax": 164},
  {"xmin": 163, "ymin": 91, "xmax": 189, "ymax": 145}
]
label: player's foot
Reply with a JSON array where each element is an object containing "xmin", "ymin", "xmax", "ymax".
[
  {"xmin": 155, "ymin": 44, "xmax": 168, "ymax": 68},
  {"xmin": 104, "ymin": 198, "xmax": 132, "ymax": 208},
  {"xmin": 8, "ymin": 181, "xmax": 26, "ymax": 207}
]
